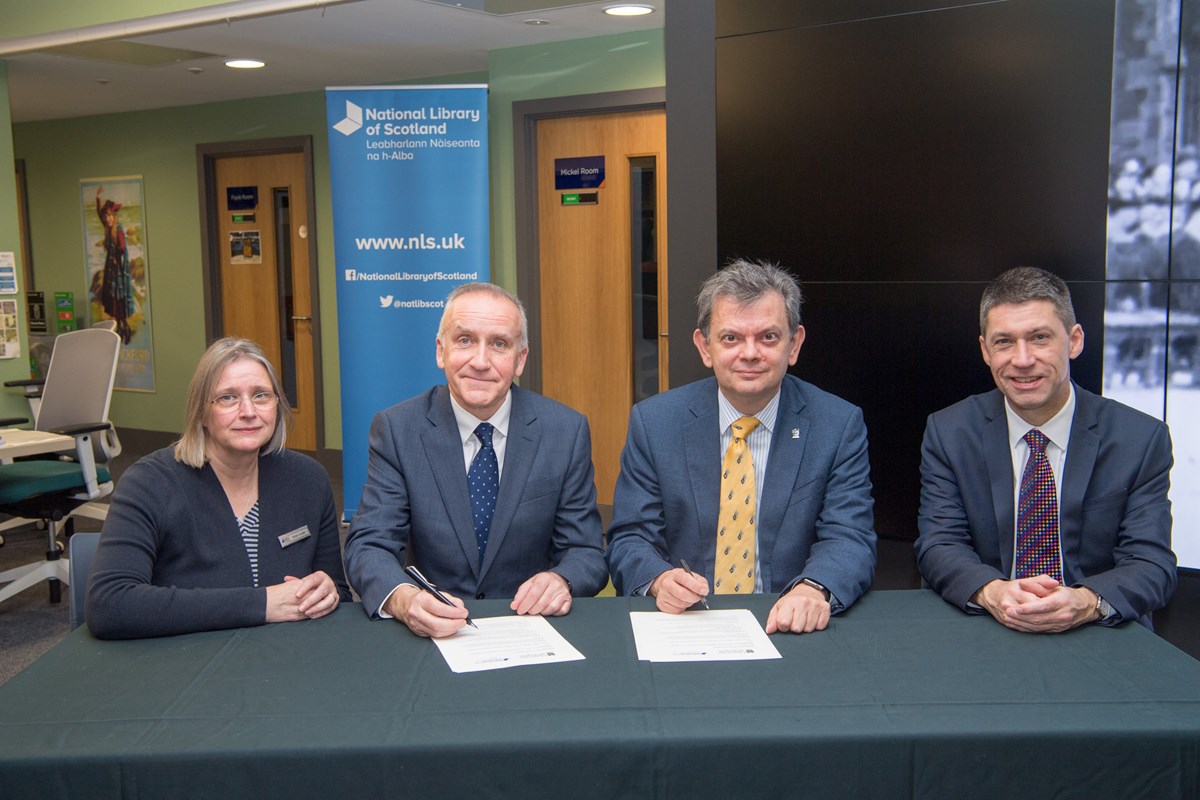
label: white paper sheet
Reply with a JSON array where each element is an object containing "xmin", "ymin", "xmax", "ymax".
[
  {"xmin": 431, "ymin": 615, "xmax": 585, "ymax": 673},
  {"xmin": 629, "ymin": 608, "xmax": 782, "ymax": 662}
]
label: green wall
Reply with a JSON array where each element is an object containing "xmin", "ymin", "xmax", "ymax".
[
  {"xmin": 10, "ymin": 29, "xmax": 664, "ymax": 447},
  {"xmin": 14, "ymin": 90, "xmax": 338, "ymax": 438},
  {"xmin": 0, "ymin": 61, "xmax": 31, "ymax": 421}
]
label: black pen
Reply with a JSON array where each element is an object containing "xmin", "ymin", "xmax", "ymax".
[
  {"xmin": 404, "ymin": 565, "xmax": 478, "ymax": 628},
  {"xmin": 679, "ymin": 559, "xmax": 710, "ymax": 610}
]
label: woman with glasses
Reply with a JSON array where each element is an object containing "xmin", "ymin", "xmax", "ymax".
[{"xmin": 87, "ymin": 337, "xmax": 349, "ymax": 639}]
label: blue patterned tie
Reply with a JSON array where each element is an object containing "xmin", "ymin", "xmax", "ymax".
[
  {"xmin": 1015, "ymin": 429, "xmax": 1062, "ymax": 582},
  {"xmin": 467, "ymin": 422, "xmax": 499, "ymax": 565}
]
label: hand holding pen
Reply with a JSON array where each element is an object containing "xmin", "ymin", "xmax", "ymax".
[
  {"xmin": 389, "ymin": 565, "xmax": 477, "ymax": 637},
  {"xmin": 680, "ymin": 560, "xmax": 710, "ymax": 610}
]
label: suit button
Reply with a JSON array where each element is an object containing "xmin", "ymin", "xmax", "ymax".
[{"xmin": 476, "ymin": 592, "xmax": 485, "ymax": 599}]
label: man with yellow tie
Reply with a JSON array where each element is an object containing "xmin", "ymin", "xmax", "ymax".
[{"xmin": 606, "ymin": 259, "xmax": 878, "ymax": 633}]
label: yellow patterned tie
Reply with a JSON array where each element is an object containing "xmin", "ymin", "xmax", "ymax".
[{"xmin": 715, "ymin": 416, "xmax": 760, "ymax": 594}]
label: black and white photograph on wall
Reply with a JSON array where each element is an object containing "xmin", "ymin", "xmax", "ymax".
[{"xmin": 1106, "ymin": 0, "xmax": 1200, "ymax": 567}]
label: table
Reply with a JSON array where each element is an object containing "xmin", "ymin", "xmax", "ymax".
[
  {"xmin": 1, "ymin": 590, "xmax": 1198, "ymax": 799},
  {"xmin": 0, "ymin": 428, "xmax": 74, "ymax": 460}
]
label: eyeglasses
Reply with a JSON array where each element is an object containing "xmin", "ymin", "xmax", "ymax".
[{"xmin": 210, "ymin": 391, "xmax": 278, "ymax": 411}]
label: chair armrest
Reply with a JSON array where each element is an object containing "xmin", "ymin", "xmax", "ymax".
[
  {"xmin": 49, "ymin": 422, "xmax": 112, "ymax": 437},
  {"xmin": 3, "ymin": 379, "xmax": 44, "ymax": 388},
  {"xmin": 0, "ymin": 416, "xmax": 30, "ymax": 427}
]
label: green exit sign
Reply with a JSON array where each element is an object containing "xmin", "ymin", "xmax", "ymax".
[{"xmin": 561, "ymin": 192, "xmax": 598, "ymax": 206}]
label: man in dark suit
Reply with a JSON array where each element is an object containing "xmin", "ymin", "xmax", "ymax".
[
  {"xmin": 916, "ymin": 267, "xmax": 1176, "ymax": 631},
  {"xmin": 344, "ymin": 283, "xmax": 607, "ymax": 637},
  {"xmin": 606, "ymin": 259, "xmax": 877, "ymax": 634}
]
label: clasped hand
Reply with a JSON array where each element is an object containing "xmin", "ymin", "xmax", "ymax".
[
  {"xmin": 265, "ymin": 570, "xmax": 340, "ymax": 623},
  {"xmin": 973, "ymin": 575, "xmax": 1098, "ymax": 633}
]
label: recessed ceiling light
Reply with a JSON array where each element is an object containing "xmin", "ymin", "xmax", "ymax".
[
  {"xmin": 225, "ymin": 59, "xmax": 265, "ymax": 69},
  {"xmin": 604, "ymin": 4, "xmax": 655, "ymax": 15},
  {"xmin": 524, "ymin": 18, "xmax": 551, "ymax": 25}
]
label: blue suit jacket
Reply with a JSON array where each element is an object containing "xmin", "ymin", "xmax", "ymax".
[
  {"xmin": 343, "ymin": 384, "xmax": 607, "ymax": 617},
  {"xmin": 605, "ymin": 375, "xmax": 877, "ymax": 609},
  {"xmin": 915, "ymin": 385, "xmax": 1177, "ymax": 626}
]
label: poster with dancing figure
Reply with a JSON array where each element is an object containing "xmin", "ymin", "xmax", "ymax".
[{"xmin": 80, "ymin": 177, "xmax": 155, "ymax": 391}]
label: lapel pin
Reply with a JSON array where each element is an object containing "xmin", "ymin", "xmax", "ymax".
[{"xmin": 791, "ymin": 428, "xmax": 800, "ymax": 439}]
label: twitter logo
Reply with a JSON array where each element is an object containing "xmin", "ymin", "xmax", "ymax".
[{"xmin": 379, "ymin": 295, "xmax": 394, "ymax": 308}]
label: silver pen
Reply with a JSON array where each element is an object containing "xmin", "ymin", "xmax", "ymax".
[{"xmin": 679, "ymin": 559, "xmax": 710, "ymax": 610}]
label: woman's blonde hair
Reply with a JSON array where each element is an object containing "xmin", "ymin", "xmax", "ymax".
[{"xmin": 173, "ymin": 337, "xmax": 290, "ymax": 467}]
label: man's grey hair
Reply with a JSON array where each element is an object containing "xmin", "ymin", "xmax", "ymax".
[
  {"xmin": 696, "ymin": 259, "xmax": 803, "ymax": 338},
  {"xmin": 438, "ymin": 282, "xmax": 529, "ymax": 350},
  {"xmin": 979, "ymin": 266, "xmax": 1077, "ymax": 335}
]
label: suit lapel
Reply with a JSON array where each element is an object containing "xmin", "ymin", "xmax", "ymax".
[
  {"xmin": 758, "ymin": 379, "xmax": 807, "ymax": 587},
  {"xmin": 480, "ymin": 386, "xmax": 535, "ymax": 581},
  {"xmin": 1060, "ymin": 385, "xmax": 1099, "ymax": 585},
  {"xmin": 982, "ymin": 393, "xmax": 1016, "ymax": 578},
  {"xmin": 684, "ymin": 388, "xmax": 720, "ymax": 574},
  {"xmin": 421, "ymin": 387, "xmax": 480, "ymax": 581}
]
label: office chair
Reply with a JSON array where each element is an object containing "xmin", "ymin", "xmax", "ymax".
[
  {"xmin": 0, "ymin": 328, "xmax": 119, "ymax": 604},
  {"xmin": 0, "ymin": 323, "xmax": 123, "ymax": 545},
  {"xmin": 67, "ymin": 531, "xmax": 100, "ymax": 630}
]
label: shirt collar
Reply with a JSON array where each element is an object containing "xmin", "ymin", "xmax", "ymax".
[
  {"xmin": 1004, "ymin": 383, "xmax": 1075, "ymax": 452},
  {"xmin": 449, "ymin": 389, "xmax": 512, "ymax": 445},
  {"xmin": 717, "ymin": 387, "xmax": 780, "ymax": 437}
]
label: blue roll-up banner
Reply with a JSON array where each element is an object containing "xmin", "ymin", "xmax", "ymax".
[{"xmin": 326, "ymin": 84, "xmax": 489, "ymax": 519}]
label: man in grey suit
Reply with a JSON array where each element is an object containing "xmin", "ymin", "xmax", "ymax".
[
  {"xmin": 344, "ymin": 283, "xmax": 607, "ymax": 637},
  {"xmin": 916, "ymin": 267, "xmax": 1176, "ymax": 631},
  {"xmin": 606, "ymin": 259, "xmax": 877, "ymax": 634}
]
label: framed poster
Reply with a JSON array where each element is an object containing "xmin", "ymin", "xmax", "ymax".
[{"xmin": 80, "ymin": 176, "xmax": 155, "ymax": 392}]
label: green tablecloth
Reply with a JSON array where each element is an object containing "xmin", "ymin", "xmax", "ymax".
[{"xmin": 1, "ymin": 590, "xmax": 1198, "ymax": 799}]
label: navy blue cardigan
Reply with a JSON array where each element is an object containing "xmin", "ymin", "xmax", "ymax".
[{"xmin": 87, "ymin": 447, "xmax": 349, "ymax": 639}]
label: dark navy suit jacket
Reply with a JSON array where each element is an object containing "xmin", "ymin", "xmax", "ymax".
[
  {"xmin": 605, "ymin": 375, "xmax": 877, "ymax": 609},
  {"xmin": 344, "ymin": 384, "xmax": 607, "ymax": 617},
  {"xmin": 915, "ymin": 385, "xmax": 1176, "ymax": 626}
]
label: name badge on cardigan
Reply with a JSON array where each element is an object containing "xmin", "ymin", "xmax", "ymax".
[{"xmin": 278, "ymin": 526, "xmax": 311, "ymax": 548}]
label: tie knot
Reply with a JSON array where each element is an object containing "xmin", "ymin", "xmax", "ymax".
[
  {"xmin": 732, "ymin": 416, "xmax": 761, "ymax": 440},
  {"xmin": 474, "ymin": 422, "xmax": 495, "ymax": 447},
  {"xmin": 1024, "ymin": 429, "xmax": 1049, "ymax": 453}
]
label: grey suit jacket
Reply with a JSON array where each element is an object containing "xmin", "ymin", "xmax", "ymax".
[
  {"xmin": 343, "ymin": 384, "xmax": 607, "ymax": 617},
  {"xmin": 915, "ymin": 385, "xmax": 1177, "ymax": 626},
  {"xmin": 605, "ymin": 375, "xmax": 877, "ymax": 609}
]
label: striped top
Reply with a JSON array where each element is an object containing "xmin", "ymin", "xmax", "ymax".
[{"xmin": 238, "ymin": 501, "xmax": 261, "ymax": 587}]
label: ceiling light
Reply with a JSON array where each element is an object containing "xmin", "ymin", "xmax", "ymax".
[
  {"xmin": 225, "ymin": 59, "xmax": 265, "ymax": 69},
  {"xmin": 604, "ymin": 4, "xmax": 655, "ymax": 16},
  {"xmin": 524, "ymin": 18, "xmax": 551, "ymax": 25}
]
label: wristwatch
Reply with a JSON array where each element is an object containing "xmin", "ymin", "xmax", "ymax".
[
  {"xmin": 800, "ymin": 577, "xmax": 831, "ymax": 603},
  {"xmin": 1093, "ymin": 591, "xmax": 1114, "ymax": 621}
]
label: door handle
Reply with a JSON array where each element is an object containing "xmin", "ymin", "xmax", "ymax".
[{"xmin": 291, "ymin": 315, "xmax": 313, "ymax": 321}]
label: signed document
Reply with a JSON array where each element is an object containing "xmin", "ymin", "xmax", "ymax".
[
  {"xmin": 629, "ymin": 609, "xmax": 782, "ymax": 662},
  {"xmin": 432, "ymin": 615, "xmax": 585, "ymax": 673}
]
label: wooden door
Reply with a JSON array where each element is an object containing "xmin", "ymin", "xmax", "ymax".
[
  {"xmin": 213, "ymin": 152, "xmax": 318, "ymax": 450},
  {"xmin": 537, "ymin": 109, "xmax": 667, "ymax": 504}
]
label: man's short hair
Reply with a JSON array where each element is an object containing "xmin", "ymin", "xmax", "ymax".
[
  {"xmin": 979, "ymin": 266, "xmax": 1077, "ymax": 335},
  {"xmin": 696, "ymin": 259, "xmax": 803, "ymax": 338},
  {"xmin": 438, "ymin": 282, "xmax": 529, "ymax": 351}
]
